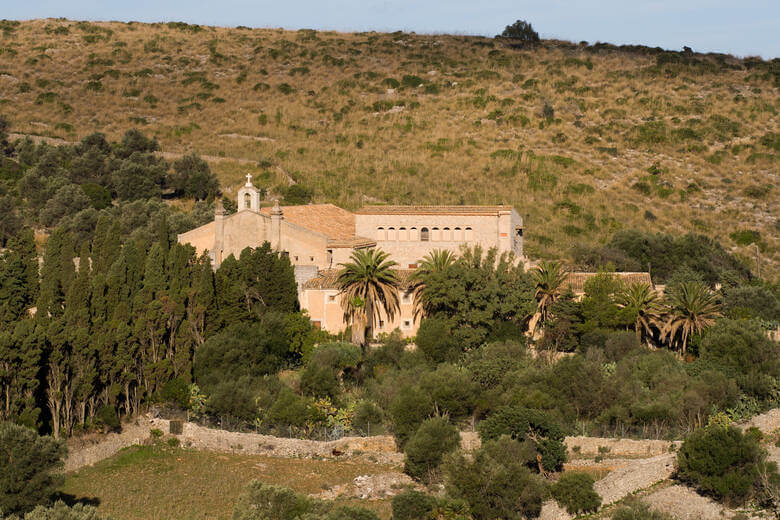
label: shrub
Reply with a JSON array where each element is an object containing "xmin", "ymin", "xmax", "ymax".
[
  {"xmin": 478, "ymin": 406, "xmax": 567, "ymax": 472},
  {"xmin": 267, "ymin": 387, "xmax": 310, "ymax": 428},
  {"xmin": 551, "ymin": 472, "xmax": 601, "ymax": 514},
  {"xmin": 611, "ymin": 498, "xmax": 674, "ymax": 519},
  {"xmin": 391, "ymin": 490, "xmax": 436, "ymax": 520},
  {"xmin": 498, "ymin": 20, "xmax": 540, "ymax": 42},
  {"xmin": 233, "ymin": 481, "xmax": 311, "ymax": 520},
  {"xmin": 403, "ymin": 416, "xmax": 459, "ymax": 482},
  {"xmin": 389, "ymin": 385, "xmax": 433, "ymax": 449},
  {"xmin": 17, "ymin": 501, "xmax": 113, "ymax": 520},
  {"xmin": 401, "ymin": 75, "xmax": 424, "ymax": 88},
  {"xmin": 418, "ymin": 364, "xmax": 477, "ymax": 420},
  {"xmin": 0, "ymin": 422, "xmax": 66, "ymax": 515},
  {"xmin": 415, "ymin": 317, "xmax": 459, "ymax": 363},
  {"xmin": 300, "ymin": 363, "xmax": 340, "ymax": 400},
  {"xmin": 160, "ymin": 377, "xmax": 190, "ymax": 408},
  {"xmin": 445, "ymin": 437, "xmax": 547, "ymax": 520},
  {"xmin": 283, "ymin": 184, "xmax": 313, "ymax": 205},
  {"xmin": 352, "ymin": 400, "xmax": 383, "ymax": 435},
  {"xmin": 96, "ymin": 405, "xmax": 120, "ymax": 432},
  {"xmin": 676, "ymin": 424, "xmax": 777, "ymax": 506}
]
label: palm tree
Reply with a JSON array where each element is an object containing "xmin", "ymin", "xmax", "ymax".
[
  {"xmin": 409, "ymin": 249, "xmax": 457, "ymax": 320},
  {"xmin": 337, "ymin": 248, "xmax": 400, "ymax": 347},
  {"xmin": 661, "ymin": 281, "xmax": 722, "ymax": 357},
  {"xmin": 531, "ymin": 261, "xmax": 568, "ymax": 330},
  {"xmin": 616, "ymin": 282, "xmax": 662, "ymax": 344}
]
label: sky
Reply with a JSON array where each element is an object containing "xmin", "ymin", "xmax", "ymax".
[{"xmin": 5, "ymin": 1, "xmax": 779, "ymax": 58}]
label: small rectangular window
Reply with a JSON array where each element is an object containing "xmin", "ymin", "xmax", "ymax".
[
  {"xmin": 408, "ymin": 263, "xmax": 417, "ymax": 269},
  {"xmin": 310, "ymin": 256, "xmax": 314, "ymax": 262},
  {"xmin": 312, "ymin": 321, "xmax": 321, "ymax": 329},
  {"xmin": 379, "ymin": 320, "xmax": 385, "ymax": 328},
  {"xmin": 403, "ymin": 320, "xmax": 411, "ymax": 328},
  {"xmin": 328, "ymin": 295, "xmax": 336, "ymax": 302}
]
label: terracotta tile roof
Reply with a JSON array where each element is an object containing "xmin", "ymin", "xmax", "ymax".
[
  {"xmin": 301, "ymin": 268, "xmax": 416, "ymax": 290},
  {"xmin": 356, "ymin": 205, "xmax": 514, "ymax": 216},
  {"xmin": 260, "ymin": 204, "xmax": 355, "ymax": 240},
  {"xmin": 563, "ymin": 272, "xmax": 653, "ymax": 294}
]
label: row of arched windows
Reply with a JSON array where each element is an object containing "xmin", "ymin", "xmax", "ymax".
[{"xmin": 376, "ymin": 226, "xmax": 473, "ymax": 242}]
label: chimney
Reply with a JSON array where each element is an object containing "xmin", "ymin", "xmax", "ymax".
[{"xmin": 271, "ymin": 200, "xmax": 283, "ymax": 250}]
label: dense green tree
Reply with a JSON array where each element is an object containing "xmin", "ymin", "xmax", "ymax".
[
  {"xmin": 422, "ymin": 246, "xmax": 534, "ymax": 349},
  {"xmin": 478, "ymin": 406, "xmax": 567, "ymax": 473},
  {"xmin": 170, "ymin": 154, "xmax": 219, "ymax": 200},
  {"xmin": 0, "ymin": 422, "xmax": 66, "ymax": 515},
  {"xmin": 409, "ymin": 249, "xmax": 457, "ymax": 320},
  {"xmin": 389, "ymin": 385, "xmax": 434, "ymax": 450}
]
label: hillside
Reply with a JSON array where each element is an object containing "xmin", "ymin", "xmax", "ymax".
[{"xmin": 0, "ymin": 19, "xmax": 777, "ymax": 277}]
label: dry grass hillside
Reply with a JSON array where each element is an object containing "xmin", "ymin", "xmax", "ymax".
[{"xmin": 0, "ymin": 19, "xmax": 777, "ymax": 277}]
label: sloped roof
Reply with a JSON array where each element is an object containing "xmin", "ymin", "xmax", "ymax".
[
  {"xmin": 260, "ymin": 204, "xmax": 355, "ymax": 240},
  {"xmin": 326, "ymin": 237, "xmax": 377, "ymax": 248},
  {"xmin": 356, "ymin": 205, "xmax": 513, "ymax": 216},
  {"xmin": 563, "ymin": 272, "xmax": 653, "ymax": 294},
  {"xmin": 301, "ymin": 268, "xmax": 416, "ymax": 290}
]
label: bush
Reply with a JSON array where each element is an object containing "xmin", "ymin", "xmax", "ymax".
[
  {"xmin": 160, "ymin": 377, "xmax": 190, "ymax": 408},
  {"xmin": 233, "ymin": 481, "xmax": 312, "ymax": 520},
  {"xmin": 283, "ymin": 184, "xmax": 312, "ymax": 205},
  {"xmin": 611, "ymin": 498, "xmax": 674, "ymax": 519},
  {"xmin": 676, "ymin": 424, "xmax": 776, "ymax": 506},
  {"xmin": 498, "ymin": 20, "xmax": 540, "ymax": 42},
  {"xmin": 391, "ymin": 490, "xmax": 436, "ymax": 520},
  {"xmin": 445, "ymin": 436, "xmax": 547, "ymax": 520},
  {"xmin": 415, "ymin": 317, "xmax": 459, "ymax": 363},
  {"xmin": 403, "ymin": 417, "xmax": 459, "ymax": 482},
  {"xmin": 0, "ymin": 422, "xmax": 66, "ymax": 515},
  {"xmin": 266, "ymin": 387, "xmax": 310, "ymax": 428},
  {"xmin": 17, "ymin": 501, "xmax": 113, "ymax": 520},
  {"xmin": 418, "ymin": 365, "xmax": 477, "ymax": 420},
  {"xmin": 551, "ymin": 472, "xmax": 601, "ymax": 514},
  {"xmin": 300, "ymin": 363, "xmax": 340, "ymax": 400},
  {"xmin": 352, "ymin": 400, "xmax": 383, "ymax": 435},
  {"xmin": 96, "ymin": 405, "xmax": 120, "ymax": 432},
  {"xmin": 478, "ymin": 407, "xmax": 567, "ymax": 472},
  {"xmin": 232, "ymin": 480, "xmax": 379, "ymax": 520},
  {"xmin": 389, "ymin": 385, "xmax": 433, "ymax": 450}
]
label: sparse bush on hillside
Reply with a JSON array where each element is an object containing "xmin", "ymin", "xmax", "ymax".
[
  {"xmin": 676, "ymin": 424, "xmax": 778, "ymax": 507},
  {"xmin": 498, "ymin": 20, "xmax": 540, "ymax": 43},
  {"xmin": 551, "ymin": 472, "xmax": 601, "ymax": 514}
]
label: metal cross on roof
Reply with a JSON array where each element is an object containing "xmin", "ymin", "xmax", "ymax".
[{"xmin": 245, "ymin": 173, "xmax": 253, "ymax": 187}]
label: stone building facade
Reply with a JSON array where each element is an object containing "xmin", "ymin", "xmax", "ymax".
[{"xmin": 177, "ymin": 176, "xmax": 525, "ymax": 337}]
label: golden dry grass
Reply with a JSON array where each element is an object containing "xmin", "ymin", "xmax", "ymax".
[
  {"xmin": 62, "ymin": 444, "xmax": 394, "ymax": 520},
  {"xmin": 0, "ymin": 19, "xmax": 777, "ymax": 277}
]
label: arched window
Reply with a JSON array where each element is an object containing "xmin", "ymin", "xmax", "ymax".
[
  {"xmin": 442, "ymin": 227, "xmax": 451, "ymax": 241},
  {"xmin": 244, "ymin": 192, "xmax": 252, "ymax": 210},
  {"xmin": 464, "ymin": 227, "xmax": 473, "ymax": 241},
  {"xmin": 432, "ymin": 227, "xmax": 440, "ymax": 241},
  {"xmin": 420, "ymin": 227, "xmax": 429, "ymax": 241},
  {"xmin": 399, "ymin": 227, "xmax": 407, "ymax": 241},
  {"xmin": 454, "ymin": 227, "xmax": 463, "ymax": 241},
  {"xmin": 409, "ymin": 227, "xmax": 418, "ymax": 241},
  {"xmin": 387, "ymin": 227, "xmax": 396, "ymax": 241},
  {"xmin": 377, "ymin": 227, "xmax": 386, "ymax": 240}
]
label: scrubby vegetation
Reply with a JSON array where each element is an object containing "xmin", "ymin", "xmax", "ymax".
[{"xmin": 0, "ymin": 20, "xmax": 776, "ymax": 277}]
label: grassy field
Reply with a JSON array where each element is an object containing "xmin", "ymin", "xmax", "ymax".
[
  {"xmin": 0, "ymin": 19, "xmax": 777, "ymax": 277},
  {"xmin": 62, "ymin": 444, "xmax": 395, "ymax": 520}
]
